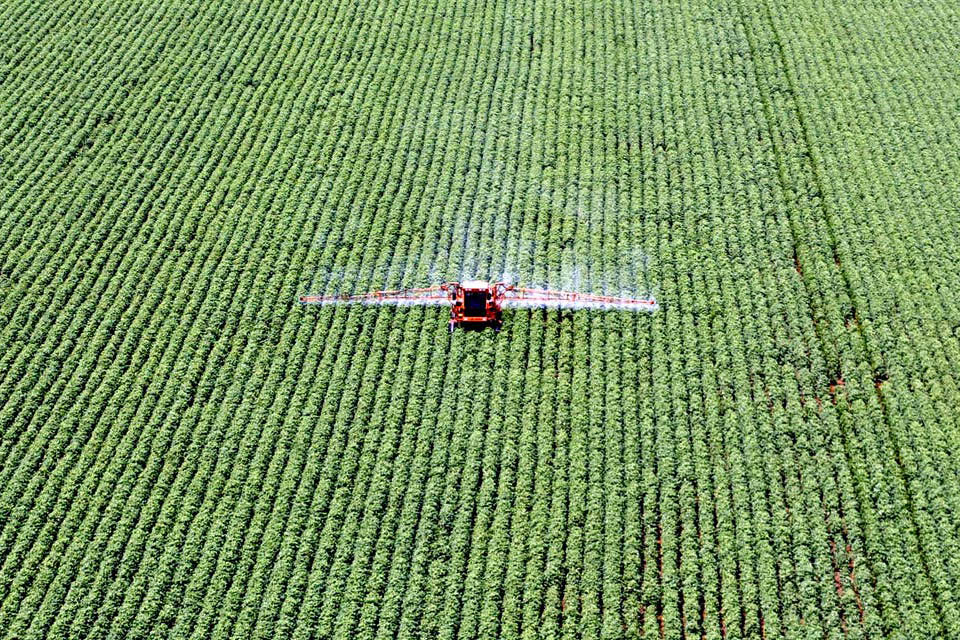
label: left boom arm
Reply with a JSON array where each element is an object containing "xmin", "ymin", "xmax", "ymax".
[{"xmin": 298, "ymin": 284, "xmax": 454, "ymax": 307}]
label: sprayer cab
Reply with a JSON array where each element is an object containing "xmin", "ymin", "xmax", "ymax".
[{"xmin": 443, "ymin": 280, "xmax": 511, "ymax": 332}]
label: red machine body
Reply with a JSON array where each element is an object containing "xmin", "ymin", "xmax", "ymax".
[
  {"xmin": 299, "ymin": 280, "xmax": 657, "ymax": 331},
  {"xmin": 442, "ymin": 280, "xmax": 511, "ymax": 331}
]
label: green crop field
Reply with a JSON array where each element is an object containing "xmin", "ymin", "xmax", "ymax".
[{"xmin": 1, "ymin": 0, "xmax": 959, "ymax": 638}]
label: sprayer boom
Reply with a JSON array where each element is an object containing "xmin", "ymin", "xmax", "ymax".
[
  {"xmin": 298, "ymin": 285, "xmax": 450, "ymax": 307},
  {"xmin": 299, "ymin": 280, "xmax": 657, "ymax": 331},
  {"xmin": 506, "ymin": 288, "xmax": 659, "ymax": 312}
]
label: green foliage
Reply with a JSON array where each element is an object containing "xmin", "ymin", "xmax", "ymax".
[{"xmin": 0, "ymin": 0, "xmax": 958, "ymax": 638}]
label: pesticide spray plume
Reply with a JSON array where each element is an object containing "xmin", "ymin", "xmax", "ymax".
[{"xmin": 301, "ymin": 242, "xmax": 659, "ymax": 329}]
